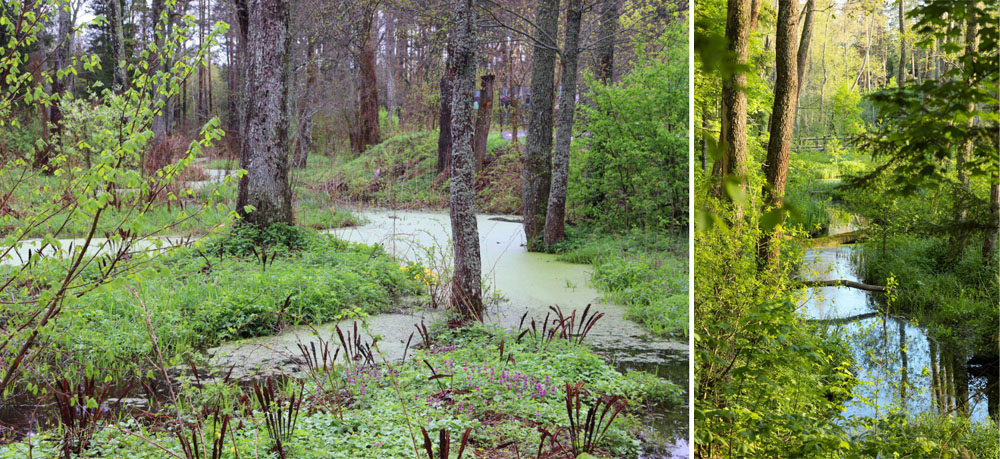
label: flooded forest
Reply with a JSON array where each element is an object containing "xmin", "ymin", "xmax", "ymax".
[{"xmin": 0, "ymin": 0, "xmax": 689, "ymax": 457}]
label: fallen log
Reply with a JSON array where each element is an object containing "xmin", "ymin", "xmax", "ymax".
[{"xmin": 801, "ymin": 279, "xmax": 888, "ymax": 292}]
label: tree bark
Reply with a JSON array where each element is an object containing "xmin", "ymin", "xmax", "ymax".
[
  {"xmin": 227, "ymin": 10, "xmax": 243, "ymax": 158},
  {"xmin": 820, "ymin": 16, "xmax": 827, "ymax": 129},
  {"xmin": 985, "ymin": 174, "xmax": 999, "ymax": 260},
  {"xmin": 897, "ymin": 0, "xmax": 906, "ymax": 86},
  {"xmin": 851, "ymin": 14, "xmax": 871, "ymax": 92},
  {"xmin": 294, "ymin": 42, "xmax": 319, "ymax": 169},
  {"xmin": 109, "ymin": 0, "xmax": 127, "ymax": 93},
  {"xmin": 235, "ymin": 0, "xmax": 293, "ymax": 227},
  {"xmin": 385, "ymin": 12, "xmax": 398, "ymax": 133},
  {"xmin": 718, "ymin": 0, "xmax": 752, "ymax": 220},
  {"xmin": 793, "ymin": 0, "xmax": 814, "ymax": 131},
  {"xmin": 523, "ymin": 0, "xmax": 560, "ymax": 250},
  {"xmin": 955, "ymin": 2, "xmax": 979, "ymax": 251},
  {"xmin": 149, "ymin": 0, "xmax": 170, "ymax": 175},
  {"xmin": 357, "ymin": 26, "xmax": 381, "ymax": 151},
  {"xmin": 473, "ymin": 74, "xmax": 495, "ymax": 172},
  {"xmin": 758, "ymin": 0, "xmax": 799, "ymax": 267},
  {"xmin": 596, "ymin": 0, "xmax": 617, "ymax": 83},
  {"xmin": 543, "ymin": 0, "xmax": 583, "ymax": 247},
  {"xmin": 37, "ymin": 4, "xmax": 73, "ymax": 172},
  {"xmin": 437, "ymin": 42, "xmax": 455, "ymax": 175},
  {"xmin": 449, "ymin": 0, "xmax": 483, "ymax": 321}
]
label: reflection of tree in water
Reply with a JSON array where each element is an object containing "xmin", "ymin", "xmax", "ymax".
[{"xmin": 806, "ymin": 247, "xmax": 996, "ymax": 422}]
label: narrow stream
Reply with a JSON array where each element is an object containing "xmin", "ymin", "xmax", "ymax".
[{"xmin": 801, "ymin": 246, "xmax": 997, "ymax": 423}]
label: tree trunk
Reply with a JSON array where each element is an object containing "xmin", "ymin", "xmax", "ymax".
[
  {"xmin": 543, "ymin": 0, "xmax": 583, "ymax": 246},
  {"xmin": 448, "ymin": 0, "xmax": 483, "ymax": 321},
  {"xmin": 793, "ymin": 0, "xmax": 814, "ymax": 132},
  {"xmin": 109, "ymin": 0, "xmax": 127, "ymax": 93},
  {"xmin": 235, "ymin": 0, "xmax": 293, "ymax": 228},
  {"xmin": 953, "ymin": 3, "xmax": 979, "ymax": 253},
  {"xmin": 473, "ymin": 74, "xmax": 495, "ymax": 172},
  {"xmin": 294, "ymin": 42, "xmax": 319, "ymax": 169},
  {"xmin": 596, "ymin": 0, "xmax": 617, "ymax": 83},
  {"xmin": 985, "ymin": 175, "xmax": 999, "ymax": 260},
  {"xmin": 850, "ymin": 13, "xmax": 871, "ymax": 92},
  {"xmin": 718, "ymin": 0, "xmax": 752, "ymax": 220},
  {"xmin": 437, "ymin": 42, "xmax": 455, "ymax": 175},
  {"xmin": 897, "ymin": 0, "xmax": 906, "ymax": 87},
  {"xmin": 795, "ymin": 0, "xmax": 814, "ymax": 97},
  {"xmin": 357, "ymin": 27, "xmax": 381, "ymax": 151},
  {"xmin": 385, "ymin": 12, "xmax": 397, "ymax": 133},
  {"xmin": 820, "ymin": 16, "xmax": 827, "ymax": 129},
  {"xmin": 148, "ymin": 0, "xmax": 170, "ymax": 175},
  {"xmin": 37, "ymin": 5, "xmax": 73, "ymax": 172},
  {"xmin": 198, "ymin": 0, "xmax": 207, "ymax": 120},
  {"xmin": 523, "ymin": 0, "xmax": 560, "ymax": 250},
  {"xmin": 227, "ymin": 14, "xmax": 242, "ymax": 158},
  {"xmin": 758, "ymin": 0, "xmax": 799, "ymax": 267}
]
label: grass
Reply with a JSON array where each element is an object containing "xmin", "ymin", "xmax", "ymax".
[
  {"xmin": 323, "ymin": 130, "xmax": 521, "ymax": 214},
  {"xmin": 784, "ymin": 145, "xmax": 870, "ymax": 236},
  {"xmin": 15, "ymin": 226, "xmax": 424, "ymax": 375},
  {"xmin": 857, "ymin": 235, "xmax": 999, "ymax": 356},
  {"xmin": 556, "ymin": 229, "xmax": 689, "ymax": 337},
  {"xmin": 0, "ymin": 323, "xmax": 682, "ymax": 458}
]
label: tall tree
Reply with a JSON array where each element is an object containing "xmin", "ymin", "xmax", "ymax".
[
  {"xmin": 473, "ymin": 74, "xmax": 495, "ymax": 171},
  {"xmin": 954, "ymin": 1, "xmax": 979, "ymax": 248},
  {"xmin": 385, "ymin": 11, "xmax": 398, "ymax": 133},
  {"xmin": 109, "ymin": 0, "xmax": 127, "ymax": 93},
  {"xmin": 437, "ymin": 42, "xmax": 455, "ymax": 174},
  {"xmin": 718, "ymin": 0, "xmax": 752, "ymax": 219},
  {"xmin": 596, "ymin": 0, "xmax": 617, "ymax": 83},
  {"xmin": 356, "ymin": 24, "xmax": 381, "ymax": 151},
  {"xmin": 522, "ymin": 0, "xmax": 560, "ymax": 250},
  {"xmin": 234, "ymin": 0, "xmax": 294, "ymax": 227},
  {"xmin": 148, "ymin": 0, "xmax": 169, "ymax": 173},
  {"xmin": 448, "ymin": 0, "xmax": 483, "ymax": 321},
  {"xmin": 897, "ymin": 0, "xmax": 905, "ymax": 86},
  {"xmin": 759, "ymin": 0, "xmax": 799, "ymax": 266},
  {"xmin": 36, "ymin": 2, "xmax": 73, "ymax": 172},
  {"xmin": 543, "ymin": 0, "xmax": 583, "ymax": 246}
]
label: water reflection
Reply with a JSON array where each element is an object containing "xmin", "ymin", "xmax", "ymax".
[{"xmin": 800, "ymin": 247, "xmax": 996, "ymax": 423}]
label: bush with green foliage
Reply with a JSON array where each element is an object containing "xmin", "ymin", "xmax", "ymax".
[{"xmin": 570, "ymin": 20, "xmax": 689, "ymax": 233}]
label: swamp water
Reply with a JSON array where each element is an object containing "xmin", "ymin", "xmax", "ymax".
[
  {"xmin": 0, "ymin": 210, "xmax": 688, "ymax": 457},
  {"xmin": 801, "ymin": 246, "xmax": 997, "ymax": 424},
  {"xmin": 211, "ymin": 210, "xmax": 689, "ymax": 458}
]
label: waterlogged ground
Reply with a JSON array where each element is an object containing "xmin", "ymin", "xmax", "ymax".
[
  {"xmin": 210, "ymin": 210, "xmax": 690, "ymax": 457},
  {"xmin": 800, "ymin": 246, "xmax": 995, "ymax": 423}
]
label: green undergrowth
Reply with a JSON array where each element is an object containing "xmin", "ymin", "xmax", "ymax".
[
  {"xmin": 857, "ymin": 235, "xmax": 999, "ymax": 357},
  {"xmin": 0, "ymin": 324, "xmax": 682, "ymax": 458},
  {"xmin": 323, "ymin": 130, "xmax": 522, "ymax": 214},
  {"xmin": 25, "ymin": 225, "xmax": 422, "ymax": 374},
  {"xmin": 555, "ymin": 229, "xmax": 689, "ymax": 337},
  {"xmin": 784, "ymin": 145, "xmax": 870, "ymax": 236}
]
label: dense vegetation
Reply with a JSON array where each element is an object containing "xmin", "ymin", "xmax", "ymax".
[
  {"xmin": 695, "ymin": 0, "xmax": 998, "ymax": 455},
  {"xmin": 1, "ymin": 0, "xmax": 688, "ymax": 455},
  {"xmin": 0, "ymin": 324, "xmax": 682, "ymax": 458}
]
